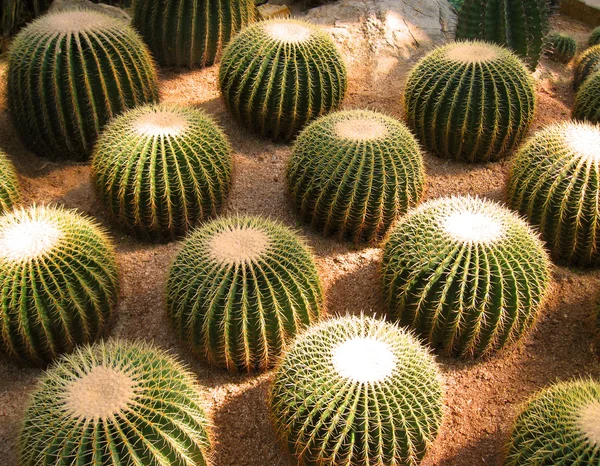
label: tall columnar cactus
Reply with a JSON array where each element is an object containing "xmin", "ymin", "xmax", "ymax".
[
  {"xmin": 505, "ymin": 379, "xmax": 600, "ymax": 465},
  {"xmin": 7, "ymin": 9, "xmax": 159, "ymax": 160},
  {"xmin": 507, "ymin": 122, "xmax": 600, "ymax": 266},
  {"xmin": 219, "ymin": 19, "xmax": 347, "ymax": 141},
  {"xmin": 20, "ymin": 340, "xmax": 211, "ymax": 466},
  {"xmin": 546, "ymin": 32, "xmax": 577, "ymax": 63},
  {"xmin": 404, "ymin": 41, "xmax": 536, "ymax": 163},
  {"xmin": 167, "ymin": 216, "xmax": 324, "ymax": 372},
  {"xmin": 0, "ymin": 150, "xmax": 21, "ymax": 213},
  {"xmin": 381, "ymin": 196, "xmax": 551, "ymax": 358},
  {"xmin": 574, "ymin": 71, "xmax": 600, "ymax": 124},
  {"xmin": 455, "ymin": 0, "xmax": 549, "ymax": 69},
  {"xmin": 270, "ymin": 315, "xmax": 444, "ymax": 466},
  {"xmin": 133, "ymin": 0, "xmax": 255, "ymax": 68},
  {"xmin": 92, "ymin": 104, "xmax": 232, "ymax": 241},
  {"xmin": 574, "ymin": 45, "xmax": 600, "ymax": 90},
  {"xmin": 0, "ymin": 206, "xmax": 118, "ymax": 364}
]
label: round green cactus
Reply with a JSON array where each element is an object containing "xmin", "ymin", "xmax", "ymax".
[
  {"xmin": 404, "ymin": 41, "xmax": 536, "ymax": 163},
  {"xmin": 0, "ymin": 205, "xmax": 118, "ymax": 364},
  {"xmin": 590, "ymin": 27, "xmax": 600, "ymax": 47},
  {"xmin": 20, "ymin": 339, "xmax": 211, "ymax": 466},
  {"xmin": 0, "ymin": 150, "xmax": 21, "ymax": 213},
  {"xmin": 7, "ymin": 9, "xmax": 159, "ymax": 160},
  {"xmin": 574, "ymin": 45, "xmax": 600, "ymax": 90},
  {"xmin": 381, "ymin": 196, "xmax": 551, "ymax": 358},
  {"xmin": 92, "ymin": 104, "xmax": 232, "ymax": 241},
  {"xmin": 546, "ymin": 32, "xmax": 577, "ymax": 63},
  {"xmin": 288, "ymin": 110, "xmax": 425, "ymax": 243},
  {"xmin": 219, "ymin": 18, "xmax": 347, "ymax": 141},
  {"xmin": 507, "ymin": 122, "xmax": 600, "ymax": 266},
  {"xmin": 270, "ymin": 314, "xmax": 444, "ymax": 466},
  {"xmin": 167, "ymin": 215, "xmax": 324, "ymax": 372},
  {"xmin": 505, "ymin": 379, "xmax": 600, "ymax": 465}
]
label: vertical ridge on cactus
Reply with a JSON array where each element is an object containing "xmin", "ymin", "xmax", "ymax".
[
  {"xmin": 19, "ymin": 339, "xmax": 211, "ymax": 466},
  {"xmin": 545, "ymin": 32, "xmax": 577, "ymax": 63},
  {"xmin": 574, "ymin": 45, "xmax": 600, "ymax": 90},
  {"xmin": 0, "ymin": 150, "xmax": 21, "ymax": 214}
]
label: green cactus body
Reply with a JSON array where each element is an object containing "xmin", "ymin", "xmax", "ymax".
[
  {"xmin": 92, "ymin": 104, "xmax": 233, "ymax": 241},
  {"xmin": 288, "ymin": 110, "xmax": 425, "ymax": 243},
  {"xmin": 574, "ymin": 71, "xmax": 600, "ymax": 124},
  {"xmin": 1, "ymin": 0, "xmax": 21, "ymax": 41},
  {"xmin": 7, "ymin": 10, "xmax": 159, "ymax": 160},
  {"xmin": 219, "ymin": 19, "xmax": 347, "ymax": 142},
  {"xmin": 0, "ymin": 206, "xmax": 119, "ymax": 364},
  {"xmin": 507, "ymin": 122, "xmax": 600, "ymax": 266},
  {"xmin": 270, "ymin": 314, "xmax": 444, "ymax": 466},
  {"xmin": 590, "ymin": 27, "xmax": 600, "ymax": 47},
  {"xmin": 546, "ymin": 32, "xmax": 577, "ymax": 63},
  {"xmin": 381, "ymin": 196, "xmax": 551, "ymax": 358},
  {"xmin": 505, "ymin": 379, "xmax": 600, "ymax": 465},
  {"xmin": 0, "ymin": 150, "xmax": 21, "ymax": 213},
  {"xmin": 167, "ymin": 216, "xmax": 324, "ymax": 372},
  {"xmin": 404, "ymin": 41, "xmax": 536, "ymax": 163},
  {"xmin": 133, "ymin": 0, "xmax": 255, "ymax": 68},
  {"xmin": 455, "ymin": 0, "xmax": 549, "ymax": 69},
  {"xmin": 20, "ymin": 339, "xmax": 211, "ymax": 466},
  {"xmin": 574, "ymin": 45, "xmax": 600, "ymax": 90}
]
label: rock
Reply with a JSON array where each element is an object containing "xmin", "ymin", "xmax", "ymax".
[
  {"xmin": 258, "ymin": 4, "xmax": 292, "ymax": 19},
  {"xmin": 49, "ymin": 0, "xmax": 132, "ymax": 23}
]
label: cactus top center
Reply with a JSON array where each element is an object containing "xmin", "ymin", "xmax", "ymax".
[
  {"xmin": 264, "ymin": 21, "xmax": 313, "ymax": 44},
  {"xmin": 442, "ymin": 211, "xmax": 505, "ymax": 244},
  {"xmin": 578, "ymin": 400, "xmax": 600, "ymax": 447},
  {"xmin": 335, "ymin": 118, "xmax": 389, "ymax": 141},
  {"xmin": 564, "ymin": 125, "xmax": 600, "ymax": 161},
  {"xmin": 445, "ymin": 43, "xmax": 499, "ymax": 63},
  {"xmin": 43, "ymin": 11, "xmax": 114, "ymax": 34},
  {"xmin": 134, "ymin": 111, "xmax": 189, "ymax": 137},
  {"xmin": 209, "ymin": 226, "xmax": 270, "ymax": 266},
  {"xmin": 0, "ymin": 218, "xmax": 62, "ymax": 262},
  {"xmin": 64, "ymin": 365, "xmax": 137, "ymax": 421},
  {"xmin": 331, "ymin": 337, "xmax": 396, "ymax": 383}
]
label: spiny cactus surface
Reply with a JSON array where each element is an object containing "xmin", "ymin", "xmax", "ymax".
[
  {"xmin": 590, "ymin": 27, "xmax": 600, "ymax": 47},
  {"xmin": 219, "ymin": 18, "xmax": 347, "ymax": 141},
  {"xmin": 20, "ymin": 339, "xmax": 211, "ymax": 466},
  {"xmin": 0, "ymin": 206, "xmax": 118, "ymax": 364},
  {"xmin": 270, "ymin": 314, "xmax": 444, "ymax": 466},
  {"xmin": 92, "ymin": 104, "xmax": 232, "ymax": 241},
  {"xmin": 404, "ymin": 41, "xmax": 536, "ymax": 163},
  {"xmin": 167, "ymin": 216, "xmax": 324, "ymax": 372},
  {"xmin": 1, "ymin": 0, "xmax": 21, "ymax": 43},
  {"xmin": 574, "ymin": 71, "xmax": 600, "ymax": 124},
  {"xmin": 0, "ymin": 150, "xmax": 21, "ymax": 214},
  {"xmin": 546, "ymin": 32, "xmax": 577, "ymax": 63},
  {"xmin": 574, "ymin": 45, "xmax": 600, "ymax": 90},
  {"xmin": 381, "ymin": 196, "xmax": 551, "ymax": 358},
  {"xmin": 505, "ymin": 379, "xmax": 600, "ymax": 465},
  {"xmin": 7, "ymin": 9, "xmax": 159, "ymax": 160}
]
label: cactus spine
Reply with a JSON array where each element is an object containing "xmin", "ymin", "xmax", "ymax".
[
  {"xmin": 574, "ymin": 71, "xmax": 600, "ymax": 124},
  {"xmin": 0, "ymin": 150, "xmax": 21, "ymax": 213},
  {"xmin": 546, "ymin": 32, "xmax": 577, "ymax": 63},
  {"xmin": 574, "ymin": 45, "xmax": 600, "ymax": 90}
]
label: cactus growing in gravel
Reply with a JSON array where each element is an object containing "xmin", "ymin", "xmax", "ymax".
[
  {"xmin": 219, "ymin": 18, "xmax": 347, "ymax": 141},
  {"xmin": 270, "ymin": 314, "xmax": 444, "ymax": 466},
  {"xmin": 508, "ymin": 122, "xmax": 600, "ymax": 266},
  {"xmin": 0, "ymin": 151, "xmax": 21, "ymax": 213},
  {"xmin": 505, "ymin": 379, "xmax": 600, "ymax": 465},
  {"xmin": 0, "ymin": 206, "xmax": 118, "ymax": 364},
  {"xmin": 167, "ymin": 216, "xmax": 324, "ymax": 372},
  {"xmin": 404, "ymin": 41, "xmax": 536, "ymax": 163},
  {"xmin": 546, "ymin": 32, "xmax": 577, "ymax": 63},
  {"xmin": 574, "ymin": 72, "xmax": 600, "ymax": 124},
  {"xmin": 381, "ymin": 196, "xmax": 551, "ymax": 358},
  {"xmin": 7, "ymin": 9, "xmax": 159, "ymax": 160},
  {"xmin": 20, "ymin": 339, "xmax": 211, "ymax": 466},
  {"xmin": 288, "ymin": 110, "xmax": 425, "ymax": 242},
  {"xmin": 92, "ymin": 104, "xmax": 232, "ymax": 241},
  {"xmin": 574, "ymin": 45, "xmax": 600, "ymax": 90}
]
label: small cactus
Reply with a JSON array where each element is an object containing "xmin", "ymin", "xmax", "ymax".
[
  {"xmin": 270, "ymin": 314, "xmax": 444, "ymax": 466},
  {"xmin": 92, "ymin": 104, "xmax": 233, "ymax": 241},
  {"xmin": 589, "ymin": 27, "xmax": 600, "ymax": 47},
  {"xmin": 20, "ymin": 339, "xmax": 211, "ymax": 466},
  {"xmin": 574, "ymin": 45, "xmax": 600, "ymax": 90},
  {"xmin": 0, "ymin": 206, "xmax": 119, "ymax": 364},
  {"xmin": 219, "ymin": 18, "xmax": 347, "ymax": 141},
  {"xmin": 508, "ymin": 122, "xmax": 600, "ymax": 266},
  {"xmin": 381, "ymin": 196, "xmax": 551, "ymax": 358},
  {"xmin": 404, "ymin": 41, "xmax": 536, "ymax": 163},
  {"xmin": 8, "ymin": 9, "xmax": 159, "ymax": 160},
  {"xmin": 546, "ymin": 32, "xmax": 577, "ymax": 63},
  {"xmin": 288, "ymin": 110, "xmax": 425, "ymax": 243},
  {"xmin": 167, "ymin": 215, "xmax": 324, "ymax": 372},
  {"xmin": 0, "ymin": 150, "xmax": 21, "ymax": 213},
  {"xmin": 505, "ymin": 379, "xmax": 600, "ymax": 465},
  {"xmin": 574, "ymin": 71, "xmax": 600, "ymax": 124}
]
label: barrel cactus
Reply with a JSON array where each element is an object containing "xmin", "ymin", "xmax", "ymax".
[
  {"xmin": 546, "ymin": 32, "xmax": 577, "ymax": 63},
  {"xmin": 0, "ymin": 150, "xmax": 21, "ymax": 213},
  {"xmin": 505, "ymin": 379, "xmax": 600, "ymax": 465},
  {"xmin": 574, "ymin": 45, "xmax": 600, "ymax": 90},
  {"xmin": 1, "ymin": 0, "xmax": 20, "ymax": 49},
  {"xmin": 288, "ymin": 110, "xmax": 425, "ymax": 243},
  {"xmin": 381, "ymin": 196, "xmax": 551, "ymax": 358},
  {"xmin": 219, "ymin": 18, "xmax": 347, "ymax": 141},
  {"xmin": 574, "ymin": 71, "xmax": 600, "ymax": 124},
  {"xmin": 7, "ymin": 9, "xmax": 159, "ymax": 160},
  {"xmin": 0, "ymin": 206, "xmax": 118, "ymax": 364},
  {"xmin": 590, "ymin": 27, "xmax": 600, "ymax": 47},
  {"xmin": 270, "ymin": 314, "xmax": 444, "ymax": 466},
  {"xmin": 20, "ymin": 339, "xmax": 211, "ymax": 466},
  {"xmin": 92, "ymin": 104, "xmax": 232, "ymax": 241},
  {"xmin": 167, "ymin": 215, "xmax": 324, "ymax": 372}
]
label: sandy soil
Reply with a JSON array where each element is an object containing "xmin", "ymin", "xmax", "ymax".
[{"xmin": 0, "ymin": 11, "xmax": 599, "ymax": 466}]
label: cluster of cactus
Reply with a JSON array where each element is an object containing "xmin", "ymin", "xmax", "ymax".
[
  {"xmin": 92, "ymin": 104, "xmax": 232, "ymax": 241},
  {"xmin": 20, "ymin": 339, "xmax": 211, "ymax": 465},
  {"xmin": 167, "ymin": 216, "xmax": 324, "ymax": 372},
  {"xmin": 219, "ymin": 18, "xmax": 347, "ymax": 141},
  {"xmin": 288, "ymin": 110, "xmax": 425, "ymax": 242},
  {"xmin": 574, "ymin": 45, "xmax": 600, "ymax": 90},
  {"xmin": 133, "ymin": 0, "xmax": 255, "ymax": 68},
  {"xmin": 7, "ymin": 10, "xmax": 159, "ymax": 160},
  {"xmin": 508, "ymin": 122, "xmax": 600, "ymax": 266},
  {"xmin": 404, "ymin": 41, "xmax": 536, "ymax": 163},
  {"xmin": 381, "ymin": 196, "xmax": 551, "ymax": 358},
  {"xmin": 546, "ymin": 32, "xmax": 577, "ymax": 63},
  {"xmin": 505, "ymin": 379, "xmax": 600, "ymax": 465},
  {"xmin": 0, "ymin": 151, "xmax": 21, "ymax": 214},
  {"xmin": 455, "ymin": 0, "xmax": 549, "ymax": 69},
  {"xmin": 270, "ymin": 314, "xmax": 444, "ymax": 466}
]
